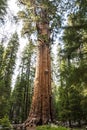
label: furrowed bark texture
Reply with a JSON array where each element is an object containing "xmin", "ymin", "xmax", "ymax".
[{"xmin": 25, "ymin": 10, "xmax": 52, "ymax": 127}]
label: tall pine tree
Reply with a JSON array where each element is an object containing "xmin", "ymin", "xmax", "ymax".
[{"xmin": 0, "ymin": 32, "xmax": 19, "ymax": 118}]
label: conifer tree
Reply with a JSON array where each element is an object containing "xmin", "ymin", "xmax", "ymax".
[
  {"xmin": 18, "ymin": 0, "xmax": 63, "ymax": 127},
  {"xmin": 10, "ymin": 41, "xmax": 35, "ymax": 123},
  {"xmin": 19, "ymin": 0, "xmax": 86, "ymax": 127},
  {"xmin": 18, "ymin": 0, "xmax": 87, "ymax": 127},
  {"xmin": 57, "ymin": 0, "xmax": 87, "ymax": 125},
  {"xmin": 0, "ymin": 33, "xmax": 19, "ymax": 118}
]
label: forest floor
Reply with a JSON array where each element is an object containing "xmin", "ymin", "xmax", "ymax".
[
  {"xmin": 24, "ymin": 125, "xmax": 86, "ymax": 130},
  {"xmin": 13, "ymin": 126, "xmax": 86, "ymax": 130},
  {"xmin": 31, "ymin": 126, "xmax": 85, "ymax": 130},
  {"xmin": 13, "ymin": 124, "xmax": 86, "ymax": 130}
]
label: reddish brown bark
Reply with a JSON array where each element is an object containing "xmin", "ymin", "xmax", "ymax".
[{"xmin": 25, "ymin": 11, "xmax": 52, "ymax": 127}]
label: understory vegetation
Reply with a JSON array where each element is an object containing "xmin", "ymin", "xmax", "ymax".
[
  {"xmin": 36, "ymin": 126, "xmax": 69, "ymax": 130},
  {"xmin": 36, "ymin": 125, "xmax": 86, "ymax": 130}
]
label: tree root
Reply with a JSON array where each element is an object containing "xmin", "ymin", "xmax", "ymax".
[{"xmin": 25, "ymin": 117, "xmax": 42, "ymax": 127}]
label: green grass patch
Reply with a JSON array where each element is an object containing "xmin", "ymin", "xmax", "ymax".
[
  {"xmin": 36, "ymin": 125, "xmax": 86, "ymax": 130},
  {"xmin": 36, "ymin": 125, "xmax": 70, "ymax": 130}
]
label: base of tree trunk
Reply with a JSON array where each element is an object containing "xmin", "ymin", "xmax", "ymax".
[
  {"xmin": 25, "ymin": 117, "xmax": 41, "ymax": 127},
  {"xmin": 25, "ymin": 116, "xmax": 51, "ymax": 127}
]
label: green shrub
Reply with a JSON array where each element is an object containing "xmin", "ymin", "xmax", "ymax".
[{"xmin": 0, "ymin": 115, "xmax": 13, "ymax": 129}]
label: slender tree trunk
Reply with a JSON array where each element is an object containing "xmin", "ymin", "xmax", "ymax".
[{"xmin": 25, "ymin": 12, "xmax": 52, "ymax": 127}]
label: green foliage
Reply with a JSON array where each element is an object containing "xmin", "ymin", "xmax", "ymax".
[
  {"xmin": 0, "ymin": 43, "xmax": 4, "ymax": 66},
  {"xmin": 10, "ymin": 41, "xmax": 35, "ymax": 123},
  {"xmin": 0, "ymin": 0, "xmax": 7, "ymax": 16},
  {"xmin": 10, "ymin": 76, "xmax": 25, "ymax": 123},
  {"xmin": 81, "ymin": 95, "xmax": 87, "ymax": 121},
  {"xmin": 54, "ymin": 0, "xmax": 87, "ymax": 126},
  {"xmin": 18, "ymin": 0, "xmax": 67, "ymax": 38},
  {"xmin": 0, "ymin": 32, "xmax": 19, "ymax": 118},
  {"xmin": 36, "ymin": 125, "xmax": 69, "ymax": 130},
  {"xmin": 0, "ymin": 115, "xmax": 12, "ymax": 128}
]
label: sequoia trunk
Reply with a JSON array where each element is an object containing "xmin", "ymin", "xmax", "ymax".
[{"xmin": 25, "ymin": 10, "xmax": 52, "ymax": 128}]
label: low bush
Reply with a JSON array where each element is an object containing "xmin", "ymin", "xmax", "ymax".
[{"xmin": 0, "ymin": 115, "xmax": 13, "ymax": 130}]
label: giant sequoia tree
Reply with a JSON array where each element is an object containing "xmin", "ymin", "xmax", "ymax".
[
  {"xmin": 18, "ymin": 0, "xmax": 63, "ymax": 127},
  {"xmin": 24, "ymin": 2, "xmax": 52, "ymax": 127},
  {"xmin": 18, "ymin": 0, "xmax": 76, "ymax": 127}
]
